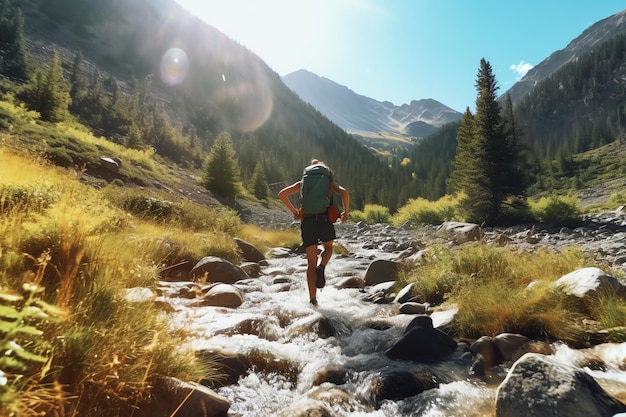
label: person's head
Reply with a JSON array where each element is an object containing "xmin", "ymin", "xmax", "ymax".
[{"xmin": 310, "ymin": 158, "xmax": 328, "ymax": 168}]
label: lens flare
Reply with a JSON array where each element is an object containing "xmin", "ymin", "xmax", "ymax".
[{"xmin": 160, "ymin": 48, "xmax": 189, "ymax": 86}]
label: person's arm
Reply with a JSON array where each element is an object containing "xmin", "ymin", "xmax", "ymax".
[
  {"xmin": 332, "ymin": 183, "xmax": 350, "ymax": 222},
  {"xmin": 278, "ymin": 181, "xmax": 302, "ymax": 220}
]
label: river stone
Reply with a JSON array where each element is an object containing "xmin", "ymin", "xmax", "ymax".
[
  {"xmin": 393, "ymin": 283, "xmax": 415, "ymax": 304},
  {"xmin": 437, "ymin": 221, "xmax": 482, "ymax": 243},
  {"xmin": 554, "ymin": 267, "xmax": 624, "ymax": 298},
  {"xmin": 193, "ymin": 283, "xmax": 243, "ymax": 308},
  {"xmin": 234, "ymin": 237, "xmax": 265, "ymax": 262},
  {"xmin": 189, "ymin": 256, "xmax": 250, "ymax": 283},
  {"xmin": 399, "ymin": 302, "xmax": 429, "ymax": 314},
  {"xmin": 495, "ymin": 353, "xmax": 626, "ymax": 417},
  {"xmin": 370, "ymin": 369, "xmax": 439, "ymax": 404},
  {"xmin": 148, "ymin": 376, "xmax": 230, "ymax": 417},
  {"xmin": 386, "ymin": 316, "xmax": 457, "ymax": 362},
  {"xmin": 469, "ymin": 336, "xmax": 500, "ymax": 375},
  {"xmin": 493, "ymin": 333, "xmax": 529, "ymax": 362},
  {"xmin": 364, "ymin": 259, "xmax": 402, "ymax": 286}
]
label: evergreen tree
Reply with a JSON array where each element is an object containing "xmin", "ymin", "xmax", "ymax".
[
  {"xmin": 204, "ymin": 131, "xmax": 242, "ymax": 200},
  {"xmin": 249, "ymin": 161, "xmax": 270, "ymax": 201},
  {"xmin": 451, "ymin": 59, "xmax": 528, "ymax": 225},
  {"xmin": 21, "ymin": 51, "xmax": 71, "ymax": 122},
  {"xmin": 125, "ymin": 122, "xmax": 143, "ymax": 149},
  {"xmin": 0, "ymin": 3, "xmax": 29, "ymax": 80}
]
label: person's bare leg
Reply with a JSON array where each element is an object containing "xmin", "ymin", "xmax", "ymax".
[
  {"xmin": 305, "ymin": 245, "xmax": 319, "ymax": 301},
  {"xmin": 320, "ymin": 240, "xmax": 334, "ymax": 267}
]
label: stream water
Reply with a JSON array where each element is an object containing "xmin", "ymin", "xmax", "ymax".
[{"xmin": 165, "ymin": 224, "xmax": 626, "ymax": 417}]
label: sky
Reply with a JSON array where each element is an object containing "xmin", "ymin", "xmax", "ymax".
[{"xmin": 175, "ymin": 1, "xmax": 625, "ymax": 113}]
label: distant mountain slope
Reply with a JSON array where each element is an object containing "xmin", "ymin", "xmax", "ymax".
[
  {"xmin": 282, "ymin": 69, "xmax": 462, "ymax": 140},
  {"xmin": 504, "ymin": 7, "xmax": 626, "ymax": 104}
]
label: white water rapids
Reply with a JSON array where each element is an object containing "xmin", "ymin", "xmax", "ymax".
[{"xmin": 164, "ymin": 224, "xmax": 626, "ymax": 417}]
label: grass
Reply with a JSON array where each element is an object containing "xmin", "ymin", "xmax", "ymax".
[
  {"xmin": 0, "ymin": 149, "xmax": 229, "ymax": 414},
  {"xmin": 401, "ymin": 243, "xmax": 624, "ymax": 345}
]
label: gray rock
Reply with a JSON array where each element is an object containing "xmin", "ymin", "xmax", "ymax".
[
  {"xmin": 189, "ymin": 256, "xmax": 249, "ymax": 284},
  {"xmin": 495, "ymin": 353, "xmax": 626, "ymax": 417}
]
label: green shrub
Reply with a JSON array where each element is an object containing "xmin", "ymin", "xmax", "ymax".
[
  {"xmin": 0, "ymin": 183, "xmax": 59, "ymax": 214},
  {"xmin": 530, "ymin": 195, "xmax": 581, "ymax": 225},
  {"xmin": 393, "ymin": 195, "xmax": 458, "ymax": 226},
  {"xmin": 352, "ymin": 204, "xmax": 390, "ymax": 224}
]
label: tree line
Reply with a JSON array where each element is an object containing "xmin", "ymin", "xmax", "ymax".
[{"xmin": 2, "ymin": 0, "xmax": 625, "ymax": 225}]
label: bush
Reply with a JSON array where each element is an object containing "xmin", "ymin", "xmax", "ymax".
[
  {"xmin": 530, "ymin": 195, "xmax": 581, "ymax": 226},
  {"xmin": 392, "ymin": 195, "xmax": 458, "ymax": 226},
  {"xmin": 350, "ymin": 204, "xmax": 390, "ymax": 224}
]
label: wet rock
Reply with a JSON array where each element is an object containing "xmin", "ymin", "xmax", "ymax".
[
  {"xmin": 393, "ymin": 283, "xmax": 415, "ymax": 304},
  {"xmin": 370, "ymin": 369, "xmax": 439, "ymax": 404},
  {"xmin": 240, "ymin": 261, "xmax": 262, "ymax": 278},
  {"xmin": 286, "ymin": 314, "xmax": 336, "ymax": 339},
  {"xmin": 493, "ymin": 333, "xmax": 529, "ymax": 362},
  {"xmin": 311, "ymin": 365, "xmax": 349, "ymax": 386},
  {"xmin": 189, "ymin": 256, "xmax": 250, "ymax": 284},
  {"xmin": 274, "ymin": 398, "xmax": 333, "ymax": 417},
  {"xmin": 192, "ymin": 283, "xmax": 243, "ymax": 308},
  {"xmin": 234, "ymin": 237, "xmax": 265, "ymax": 262},
  {"xmin": 364, "ymin": 259, "xmax": 402, "ymax": 286},
  {"xmin": 148, "ymin": 376, "xmax": 229, "ymax": 417},
  {"xmin": 386, "ymin": 316, "xmax": 457, "ymax": 362},
  {"xmin": 269, "ymin": 247, "xmax": 293, "ymax": 258},
  {"xmin": 470, "ymin": 336, "xmax": 500, "ymax": 375},
  {"xmin": 335, "ymin": 276, "xmax": 365, "ymax": 289},
  {"xmin": 495, "ymin": 353, "xmax": 626, "ymax": 417},
  {"xmin": 399, "ymin": 302, "xmax": 429, "ymax": 315}
]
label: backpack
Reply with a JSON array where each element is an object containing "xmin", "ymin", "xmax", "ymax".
[{"xmin": 300, "ymin": 164, "xmax": 333, "ymax": 215}]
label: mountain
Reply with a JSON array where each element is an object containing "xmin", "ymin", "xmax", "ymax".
[
  {"xmin": 282, "ymin": 69, "xmax": 462, "ymax": 142},
  {"xmin": 14, "ymin": 0, "xmax": 413, "ymax": 210},
  {"xmin": 504, "ymin": 7, "xmax": 626, "ymax": 105}
]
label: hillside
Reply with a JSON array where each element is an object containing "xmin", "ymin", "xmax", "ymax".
[{"xmin": 11, "ymin": 0, "xmax": 417, "ymax": 211}]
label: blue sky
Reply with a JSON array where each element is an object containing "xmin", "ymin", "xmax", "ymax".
[{"xmin": 176, "ymin": 1, "xmax": 625, "ymax": 113}]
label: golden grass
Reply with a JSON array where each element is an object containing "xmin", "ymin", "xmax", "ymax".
[
  {"xmin": 0, "ymin": 148, "xmax": 230, "ymax": 414},
  {"xmin": 240, "ymin": 224, "xmax": 301, "ymax": 250},
  {"xmin": 404, "ymin": 243, "xmax": 617, "ymax": 344}
]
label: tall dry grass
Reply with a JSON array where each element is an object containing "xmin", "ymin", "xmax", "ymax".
[
  {"xmin": 402, "ymin": 243, "xmax": 622, "ymax": 344},
  {"xmin": 0, "ymin": 150, "xmax": 229, "ymax": 414}
]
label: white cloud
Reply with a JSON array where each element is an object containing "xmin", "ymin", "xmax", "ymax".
[{"xmin": 509, "ymin": 61, "xmax": 534, "ymax": 79}]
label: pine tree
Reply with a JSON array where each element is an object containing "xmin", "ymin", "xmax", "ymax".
[
  {"xmin": 451, "ymin": 59, "xmax": 528, "ymax": 225},
  {"xmin": 0, "ymin": 3, "xmax": 29, "ymax": 80},
  {"xmin": 249, "ymin": 161, "xmax": 270, "ymax": 201},
  {"xmin": 22, "ymin": 51, "xmax": 71, "ymax": 122},
  {"xmin": 204, "ymin": 131, "xmax": 242, "ymax": 200}
]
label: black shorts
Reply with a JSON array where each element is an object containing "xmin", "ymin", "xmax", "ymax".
[{"xmin": 301, "ymin": 215, "xmax": 336, "ymax": 247}]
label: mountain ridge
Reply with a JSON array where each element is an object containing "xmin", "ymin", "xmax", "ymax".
[
  {"xmin": 282, "ymin": 69, "xmax": 462, "ymax": 142},
  {"xmin": 503, "ymin": 8, "xmax": 626, "ymax": 104}
]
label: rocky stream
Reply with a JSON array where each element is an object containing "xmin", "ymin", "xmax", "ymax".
[{"xmin": 131, "ymin": 209, "xmax": 626, "ymax": 417}]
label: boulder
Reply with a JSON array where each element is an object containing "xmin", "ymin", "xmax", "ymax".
[
  {"xmin": 437, "ymin": 222, "xmax": 482, "ymax": 243},
  {"xmin": 364, "ymin": 259, "xmax": 402, "ymax": 286},
  {"xmin": 495, "ymin": 353, "xmax": 626, "ymax": 417},
  {"xmin": 370, "ymin": 369, "xmax": 439, "ymax": 404},
  {"xmin": 193, "ymin": 283, "xmax": 243, "ymax": 308},
  {"xmin": 554, "ymin": 267, "xmax": 624, "ymax": 298},
  {"xmin": 189, "ymin": 256, "xmax": 249, "ymax": 283},
  {"xmin": 234, "ymin": 238, "xmax": 265, "ymax": 262},
  {"xmin": 393, "ymin": 283, "xmax": 415, "ymax": 304},
  {"xmin": 386, "ymin": 316, "xmax": 457, "ymax": 362},
  {"xmin": 100, "ymin": 156, "xmax": 121, "ymax": 173}
]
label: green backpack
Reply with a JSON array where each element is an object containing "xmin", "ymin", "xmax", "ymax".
[{"xmin": 300, "ymin": 164, "xmax": 333, "ymax": 215}]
